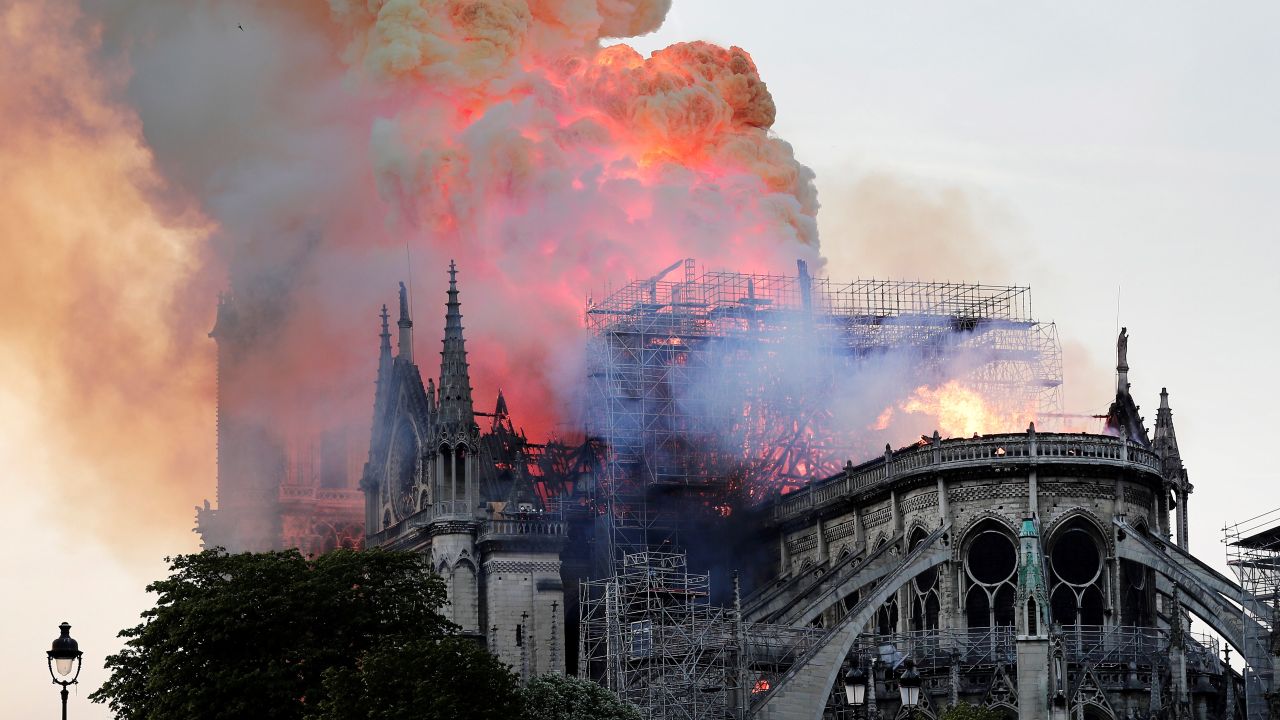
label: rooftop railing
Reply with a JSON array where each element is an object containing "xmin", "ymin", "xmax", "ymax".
[
  {"xmin": 845, "ymin": 625, "xmax": 1218, "ymax": 673},
  {"xmin": 772, "ymin": 430, "xmax": 1161, "ymax": 524}
]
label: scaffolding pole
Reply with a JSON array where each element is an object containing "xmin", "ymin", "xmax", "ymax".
[
  {"xmin": 1226, "ymin": 506, "xmax": 1280, "ymax": 720},
  {"xmin": 584, "ymin": 259, "xmax": 1063, "ymax": 568}
]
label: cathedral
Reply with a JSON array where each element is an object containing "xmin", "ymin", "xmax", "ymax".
[
  {"xmin": 359, "ymin": 264, "xmax": 570, "ymax": 677},
  {"xmin": 199, "ymin": 258, "xmax": 1275, "ymax": 719},
  {"xmin": 196, "ymin": 294, "xmax": 365, "ymax": 556}
]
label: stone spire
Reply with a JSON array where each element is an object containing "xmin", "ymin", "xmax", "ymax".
[
  {"xmin": 1154, "ymin": 387, "xmax": 1192, "ymax": 549},
  {"xmin": 1016, "ymin": 516, "xmax": 1049, "ymax": 638},
  {"xmin": 438, "ymin": 261, "xmax": 475, "ymax": 432},
  {"xmin": 378, "ymin": 304, "xmax": 393, "ymax": 376},
  {"xmin": 397, "ymin": 281, "xmax": 414, "ymax": 363},
  {"xmin": 1104, "ymin": 327, "xmax": 1150, "ymax": 446}
]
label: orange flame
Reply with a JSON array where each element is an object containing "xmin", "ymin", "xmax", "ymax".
[{"xmin": 898, "ymin": 380, "xmax": 1033, "ymax": 438}]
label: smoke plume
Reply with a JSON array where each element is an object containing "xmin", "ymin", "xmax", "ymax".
[{"xmin": 0, "ymin": 0, "xmax": 215, "ymax": 558}]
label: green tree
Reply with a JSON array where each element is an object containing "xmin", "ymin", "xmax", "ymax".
[
  {"xmin": 91, "ymin": 548, "xmax": 519, "ymax": 720},
  {"xmin": 935, "ymin": 702, "xmax": 1005, "ymax": 720},
  {"xmin": 519, "ymin": 673, "xmax": 642, "ymax": 720},
  {"xmin": 315, "ymin": 636, "xmax": 520, "ymax": 720}
]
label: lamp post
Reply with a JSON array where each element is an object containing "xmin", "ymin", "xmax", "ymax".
[
  {"xmin": 898, "ymin": 658, "xmax": 921, "ymax": 712},
  {"xmin": 844, "ymin": 663, "xmax": 867, "ymax": 716},
  {"xmin": 47, "ymin": 622, "xmax": 82, "ymax": 720}
]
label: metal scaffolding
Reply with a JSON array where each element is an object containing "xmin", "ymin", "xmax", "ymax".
[
  {"xmin": 579, "ymin": 551, "xmax": 743, "ymax": 720},
  {"xmin": 584, "ymin": 258, "xmax": 1063, "ymax": 565},
  {"xmin": 1226, "ymin": 507, "xmax": 1280, "ymax": 720}
]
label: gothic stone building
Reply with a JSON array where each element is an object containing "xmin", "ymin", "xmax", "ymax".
[
  {"xmin": 361, "ymin": 265, "xmax": 568, "ymax": 678},
  {"xmin": 196, "ymin": 294, "xmax": 364, "ymax": 555},
  {"xmin": 746, "ymin": 334, "xmax": 1253, "ymax": 720}
]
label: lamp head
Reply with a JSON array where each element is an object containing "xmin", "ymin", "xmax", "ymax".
[
  {"xmin": 47, "ymin": 623, "xmax": 82, "ymax": 680},
  {"xmin": 843, "ymin": 664, "xmax": 867, "ymax": 706},
  {"xmin": 898, "ymin": 658, "xmax": 921, "ymax": 708}
]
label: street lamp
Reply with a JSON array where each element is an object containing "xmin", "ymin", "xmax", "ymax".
[
  {"xmin": 898, "ymin": 658, "xmax": 921, "ymax": 710},
  {"xmin": 844, "ymin": 663, "xmax": 867, "ymax": 708},
  {"xmin": 47, "ymin": 622, "xmax": 83, "ymax": 720}
]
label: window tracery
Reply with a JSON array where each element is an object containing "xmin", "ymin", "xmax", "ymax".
[
  {"xmin": 963, "ymin": 521, "xmax": 1017, "ymax": 628},
  {"xmin": 1048, "ymin": 519, "xmax": 1107, "ymax": 626}
]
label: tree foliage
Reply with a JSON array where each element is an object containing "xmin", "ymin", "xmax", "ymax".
[
  {"xmin": 519, "ymin": 673, "xmax": 643, "ymax": 720},
  {"xmin": 90, "ymin": 548, "xmax": 518, "ymax": 720},
  {"xmin": 315, "ymin": 635, "xmax": 520, "ymax": 720}
]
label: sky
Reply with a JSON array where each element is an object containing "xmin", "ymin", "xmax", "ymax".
[{"xmin": 3, "ymin": 2, "xmax": 1279, "ymax": 717}]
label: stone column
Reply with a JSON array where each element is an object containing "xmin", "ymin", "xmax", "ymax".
[
  {"xmin": 817, "ymin": 517, "xmax": 829, "ymax": 565},
  {"xmin": 1016, "ymin": 637, "xmax": 1050, "ymax": 720},
  {"xmin": 1176, "ymin": 478, "xmax": 1190, "ymax": 551}
]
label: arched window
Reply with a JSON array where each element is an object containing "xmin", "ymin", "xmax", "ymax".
[
  {"xmin": 1048, "ymin": 518, "xmax": 1107, "ymax": 626},
  {"xmin": 909, "ymin": 527, "xmax": 940, "ymax": 631},
  {"xmin": 963, "ymin": 521, "xmax": 1017, "ymax": 629},
  {"xmin": 1026, "ymin": 598, "xmax": 1039, "ymax": 636}
]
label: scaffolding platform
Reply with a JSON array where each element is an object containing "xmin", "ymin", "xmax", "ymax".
[
  {"xmin": 585, "ymin": 259, "xmax": 1063, "ymax": 564},
  {"xmin": 1226, "ymin": 507, "xmax": 1280, "ymax": 720}
]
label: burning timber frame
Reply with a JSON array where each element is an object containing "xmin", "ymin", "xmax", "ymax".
[
  {"xmin": 583, "ymin": 258, "xmax": 1063, "ymax": 565},
  {"xmin": 579, "ymin": 260, "xmax": 1064, "ymax": 720}
]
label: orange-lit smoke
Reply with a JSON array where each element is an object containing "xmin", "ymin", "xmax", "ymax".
[
  {"xmin": 0, "ymin": 0, "xmax": 217, "ymax": 558},
  {"xmin": 15, "ymin": 0, "xmax": 821, "ymax": 549},
  {"xmin": 241, "ymin": 0, "xmax": 820, "ymax": 438}
]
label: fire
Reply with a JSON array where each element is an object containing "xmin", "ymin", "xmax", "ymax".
[
  {"xmin": 9, "ymin": 0, "xmax": 821, "ymax": 560},
  {"xmin": 752, "ymin": 678, "xmax": 770, "ymax": 694},
  {"xmin": 897, "ymin": 380, "xmax": 1033, "ymax": 438}
]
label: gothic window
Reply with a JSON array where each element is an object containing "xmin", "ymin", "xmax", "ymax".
[
  {"xmin": 1119, "ymin": 558, "xmax": 1153, "ymax": 626},
  {"xmin": 963, "ymin": 521, "xmax": 1017, "ymax": 629},
  {"xmin": 1047, "ymin": 519, "xmax": 1107, "ymax": 626},
  {"xmin": 876, "ymin": 595, "xmax": 898, "ymax": 636},
  {"xmin": 388, "ymin": 420, "xmax": 419, "ymax": 519},
  {"xmin": 870, "ymin": 536, "xmax": 897, "ymax": 635},
  {"xmin": 908, "ymin": 527, "xmax": 941, "ymax": 631}
]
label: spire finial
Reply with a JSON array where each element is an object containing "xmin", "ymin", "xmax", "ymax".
[
  {"xmin": 379, "ymin": 304, "xmax": 392, "ymax": 359},
  {"xmin": 396, "ymin": 282, "xmax": 413, "ymax": 363},
  {"xmin": 438, "ymin": 262, "xmax": 474, "ymax": 434},
  {"xmin": 1116, "ymin": 327, "xmax": 1129, "ymax": 395}
]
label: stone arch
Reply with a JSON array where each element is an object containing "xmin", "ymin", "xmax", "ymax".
[
  {"xmin": 451, "ymin": 557, "xmax": 479, "ymax": 630},
  {"xmin": 387, "ymin": 417, "xmax": 422, "ymax": 520},
  {"xmin": 959, "ymin": 517, "xmax": 1018, "ymax": 629},
  {"xmin": 907, "ymin": 525, "xmax": 941, "ymax": 631},
  {"xmin": 986, "ymin": 703, "xmax": 1017, "ymax": 719},
  {"xmin": 1111, "ymin": 519, "xmax": 1266, "ymax": 660},
  {"xmin": 750, "ymin": 535, "xmax": 952, "ymax": 720},
  {"xmin": 953, "ymin": 511, "xmax": 1019, "ymax": 563},
  {"xmin": 1046, "ymin": 513, "xmax": 1109, "ymax": 626},
  {"xmin": 1044, "ymin": 507, "xmax": 1112, "ymax": 555}
]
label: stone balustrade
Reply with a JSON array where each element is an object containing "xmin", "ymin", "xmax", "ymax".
[{"xmin": 772, "ymin": 431, "xmax": 1161, "ymax": 524}]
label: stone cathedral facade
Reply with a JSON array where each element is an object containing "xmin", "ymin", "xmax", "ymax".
[
  {"xmin": 748, "ymin": 333, "xmax": 1251, "ymax": 720},
  {"xmin": 360, "ymin": 265, "xmax": 567, "ymax": 679}
]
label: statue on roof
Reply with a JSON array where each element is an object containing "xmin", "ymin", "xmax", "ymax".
[{"xmin": 1117, "ymin": 327, "xmax": 1129, "ymax": 370}]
